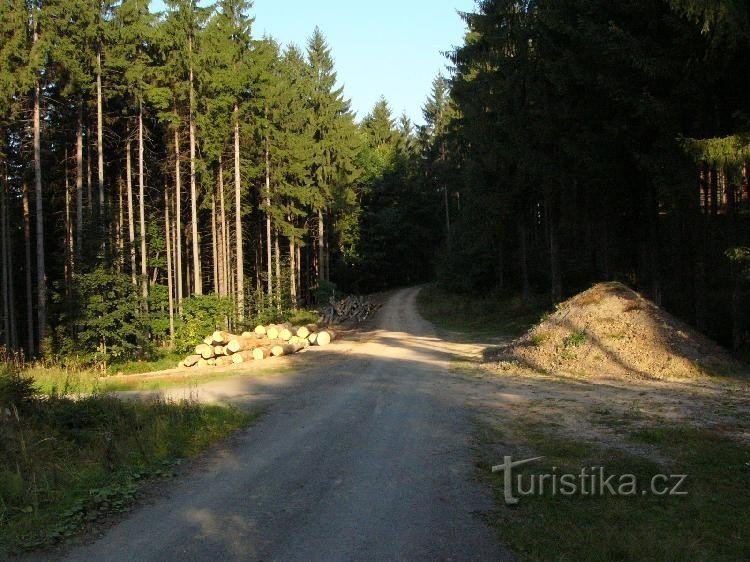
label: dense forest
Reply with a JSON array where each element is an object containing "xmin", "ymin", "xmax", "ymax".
[
  {"xmin": 0, "ymin": 0, "xmax": 749, "ymax": 365},
  {"xmin": 0, "ymin": 0, "xmax": 442, "ymax": 363},
  {"xmin": 438, "ymin": 0, "xmax": 750, "ymax": 351}
]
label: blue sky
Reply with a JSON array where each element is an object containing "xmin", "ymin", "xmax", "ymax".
[{"xmin": 151, "ymin": 0, "xmax": 475, "ymax": 125}]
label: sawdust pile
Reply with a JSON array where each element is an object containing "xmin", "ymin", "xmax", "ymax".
[{"xmin": 487, "ymin": 282, "xmax": 740, "ymax": 379}]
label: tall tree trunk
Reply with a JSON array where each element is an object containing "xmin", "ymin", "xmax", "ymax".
[
  {"xmin": 265, "ymin": 142, "xmax": 272, "ymax": 296},
  {"xmin": 518, "ymin": 219, "xmax": 530, "ymax": 300},
  {"xmin": 86, "ymin": 126, "xmax": 93, "ymax": 218},
  {"xmin": 317, "ymin": 208, "xmax": 325, "ymax": 284},
  {"xmin": 189, "ymin": 47, "xmax": 201, "ymax": 295},
  {"xmin": 117, "ymin": 176, "xmax": 124, "ymax": 268},
  {"xmin": 234, "ymin": 107, "xmax": 244, "ymax": 318},
  {"xmin": 64, "ymin": 152, "xmax": 72, "ymax": 287},
  {"xmin": 138, "ymin": 106, "xmax": 148, "ymax": 300},
  {"xmin": 174, "ymin": 120, "xmax": 183, "ymax": 305},
  {"xmin": 6, "ymin": 198, "xmax": 16, "ymax": 349},
  {"xmin": 1, "ymin": 174, "xmax": 9, "ymax": 347},
  {"xmin": 33, "ymin": 54, "xmax": 47, "ymax": 353},
  {"xmin": 76, "ymin": 108, "xmax": 83, "ymax": 264},
  {"xmin": 22, "ymin": 183, "xmax": 34, "ymax": 356},
  {"xmin": 96, "ymin": 48, "xmax": 105, "ymax": 222},
  {"xmin": 274, "ymin": 229, "xmax": 281, "ymax": 307},
  {"xmin": 211, "ymin": 193, "xmax": 218, "ymax": 293},
  {"xmin": 290, "ymin": 236, "xmax": 297, "ymax": 309},
  {"xmin": 126, "ymin": 139, "xmax": 137, "ymax": 284},
  {"xmin": 218, "ymin": 156, "xmax": 227, "ymax": 297},
  {"xmin": 165, "ymin": 187, "xmax": 175, "ymax": 344},
  {"xmin": 547, "ymin": 190, "xmax": 562, "ymax": 302}
]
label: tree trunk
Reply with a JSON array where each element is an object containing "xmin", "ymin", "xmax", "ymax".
[
  {"xmin": 174, "ymin": 120, "xmax": 183, "ymax": 305},
  {"xmin": 126, "ymin": 139, "xmax": 137, "ymax": 284},
  {"xmin": 234, "ymin": 106, "xmax": 244, "ymax": 318},
  {"xmin": 76, "ymin": 107, "xmax": 83, "ymax": 264},
  {"xmin": 165, "ymin": 187, "xmax": 175, "ymax": 344},
  {"xmin": 97, "ymin": 48, "xmax": 105, "ymax": 222},
  {"xmin": 33, "ymin": 62, "xmax": 46, "ymax": 353},
  {"xmin": 117, "ymin": 176, "xmax": 124, "ymax": 268},
  {"xmin": 211, "ymin": 193, "xmax": 218, "ymax": 293},
  {"xmin": 274, "ymin": 229, "xmax": 281, "ymax": 307},
  {"xmin": 64, "ymin": 152, "xmax": 72, "ymax": 287},
  {"xmin": 290, "ymin": 236, "xmax": 297, "ymax": 309},
  {"xmin": 1, "ymin": 173, "xmax": 9, "ymax": 347},
  {"xmin": 189, "ymin": 57, "xmax": 201, "ymax": 295},
  {"xmin": 217, "ymin": 157, "xmax": 227, "ymax": 297},
  {"xmin": 317, "ymin": 208, "xmax": 325, "ymax": 283},
  {"xmin": 86, "ymin": 126, "xmax": 92, "ymax": 218},
  {"xmin": 22, "ymin": 183, "xmax": 34, "ymax": 356},
  {"xmin": 518, "ymin": 219, "xmax": 530, "ymax": 300},
  {"xmin": 265, "ymin": 142, "xmax": 272, "ymax": 296},
  {"xmin": 138, "ymin": 106, "xmax": 148, "ymax": 300}
]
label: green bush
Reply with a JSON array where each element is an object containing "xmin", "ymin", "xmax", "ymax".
[
  {"xmin": 54, "ymin": 269, "xmax": 148, "ymax": 366},
  {"xmin": 174, "ymin": 294, "xmax": 234, "ymax": 353}
]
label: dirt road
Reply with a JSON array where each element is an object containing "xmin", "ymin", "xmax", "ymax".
[{"xmin": 62, "ymin": 288, "xmax": 507, "ymax": 561}]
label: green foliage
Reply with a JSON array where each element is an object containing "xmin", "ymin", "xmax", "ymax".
[
  {"xmin": 55, "ymin": 270, "xmax": 148, "ymax": 366},
  {"xmin": 563, "ymin": 330, "xmax": 587, "ymax": 348},
  {"xmin": 0, "ymin": 393, "xmax": 251, "ymax": 554},
  {"xmin": 174, "ymin": 294, "xmax": 234, "ymax": 353}
]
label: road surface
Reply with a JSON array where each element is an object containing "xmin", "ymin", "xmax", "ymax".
[{"xmin": 62, "ymin": 288, "xmax": 507, "ymax": 561}]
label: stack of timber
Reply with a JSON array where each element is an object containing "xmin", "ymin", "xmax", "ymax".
[
  {"xmin": 320, "ymin": 295, "xmax": 380, "ymax": 325},
  {"xmin": 178, "ymin": 323, "xmax": 337, "ymax": 368}
]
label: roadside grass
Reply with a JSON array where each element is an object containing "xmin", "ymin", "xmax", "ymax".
[
  {"xmin": 24, "ymin": 362, "xmax": 292, "ymax": 396},
  {"xmin": 417, "ymin": 285, "xmax": 551, "ymax": 341},
  {"xmin": 476, "ymin": 421, "xmax": 750, "ymax": 561},
  {"xmin": 0, "ymin": 370, "xmax": 254, "ymax": 555}
]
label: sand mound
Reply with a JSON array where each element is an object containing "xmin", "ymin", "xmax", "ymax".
[{"xmin": 488, "ymin": 282, "xmax": 740, "ymax": 379}]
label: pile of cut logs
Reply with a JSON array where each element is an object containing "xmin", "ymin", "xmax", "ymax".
[
  {"xmin": 320, "ymin": 295, "xmax": 380, "ymax": 325},
  {"xmin": 179, "ymin": 323, "xmax": 336, "ymax": 369}
]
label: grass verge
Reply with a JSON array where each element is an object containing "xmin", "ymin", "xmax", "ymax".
[
  {"xmin": 417, "ymin": 285, "xmax": 550, "ymax": 340},
  {"xmin": 0, "ymin": 371, "xmax": 253, "ymax": 555},
  {"xmin": 476, "ymin": 421, "xmax": 750, "ymax": 560}
]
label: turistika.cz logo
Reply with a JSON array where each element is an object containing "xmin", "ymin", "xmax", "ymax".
[{"xmin": 492, "ymin": 456, "xmax": 688, "ymax": 505}]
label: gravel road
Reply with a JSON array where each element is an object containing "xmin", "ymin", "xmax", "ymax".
[{"xmin": 61, "ymin": 287, "xmax": 507, "ymax": 561}]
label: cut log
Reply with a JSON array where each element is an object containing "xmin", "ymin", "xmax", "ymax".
[
  {"xmin": 214, "ymin": 345, "xmax": 225, "ymax": 356},
  {"xmin": 252, "ymin": 346, "xmax": 272, "ymax": 360},
  {"xmin": 232, "ymin": 350, "xmax": 255, "ymax": 364},
  {"xmin": 308, "ymin": 333, "xmax": 318, "ymax": 345},
  {"xmin": 207, "ymin": 358, "xmax": 217, "ymax": 367},
  {"xmin": 266, "ymin": 325, "xmax": 280, "ymax": 340},
  {"xmin": 279, "ymin": 328, "xmax": 293, "ymax": 341},
  {"xmin": 316, "ymin": 330, "xmax": 335, "ymax": 346},
  {"xmin": 211, "ymin": 330, "xmax": 233, "ymax": 345},
  {"xmin": 306, "ymin": 323, "xmax": 319, "ymax": 334},
  {"xmin": 183, "ymin": 354, "xmax": 200, "ymax": 368},
  {"xmin": 295, "ymin": 326, "xmax": 310, "ymax": 339},
  {"xmin": 226, "ymin": 335, "xmax": 262, "ymax": 354},
  {"xmin": 195, "ymin": 343, "xmax": 215, "ymax": 359},
  {"xmin": 215, "ymin": 355, "xmax": 234, "ymax": 367},
  {"xmin": 197, "ymin": 358, "xmax": 209, "ymax": 368},
  {"xmin": 203, "ymin": 336, "xmax": 213, "ymax": 346},
  {"xmin": 241, "ymin": 331, "xmax": 254, "ymax": 338},
  {"xmin": 254, "ymin": 325, "xmax": 267, "ymax": 335}
]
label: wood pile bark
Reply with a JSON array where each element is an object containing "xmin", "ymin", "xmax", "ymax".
[
  {"xmin": 177, "ymin": 323, "xmax": 337, "ymax": 368},
  {"xmin": 320, "ymin": 295, "xmax": 380, "ymax": 325}
]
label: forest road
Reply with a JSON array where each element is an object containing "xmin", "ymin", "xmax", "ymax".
[{"xmin": 60, "ymin": 287, "xmax": 509, "ymax": 561}]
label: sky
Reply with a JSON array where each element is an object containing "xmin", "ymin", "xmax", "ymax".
[{"xmin": 151, "ymin": 0, "xmax": 476, "ymax": 125}]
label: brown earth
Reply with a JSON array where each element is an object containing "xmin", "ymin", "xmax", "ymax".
[{"xmin": 486, "ymin": 281, "xmax": 742, "ymax": 380}]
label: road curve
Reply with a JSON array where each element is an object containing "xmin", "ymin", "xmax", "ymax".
[{"xmin": 62, "ymin": 287, "xmax": 507, "ymax": 561}]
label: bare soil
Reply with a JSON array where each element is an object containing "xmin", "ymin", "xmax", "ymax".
[{"xmin": 486, "ymin": 281, "xmax": 743, "ymax": 380}]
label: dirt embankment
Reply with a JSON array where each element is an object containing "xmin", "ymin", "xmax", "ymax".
[{"xmin": 487, "ymin": 282, "xmax": 744, "ymax": 380}]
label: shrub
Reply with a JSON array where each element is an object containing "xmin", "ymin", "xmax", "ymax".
[{"xmin": 174, "ymin": 294, "xmax": 234, "ymax": 353}]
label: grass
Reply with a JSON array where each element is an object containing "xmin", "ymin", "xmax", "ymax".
[
  {"xmin": 0, "ymin": 370, "xmax": 253, "ymax": 555},
  {"xmin": 24, "ymin": 361, "xmax": 292, "ymax": 396},
  {"xmin": 476, "ymin": 421, "xmax": 750, "ymax": 561},
  {"xmin": 417, "ymin": 285, "xmax": 551, "ymax": 341}
]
